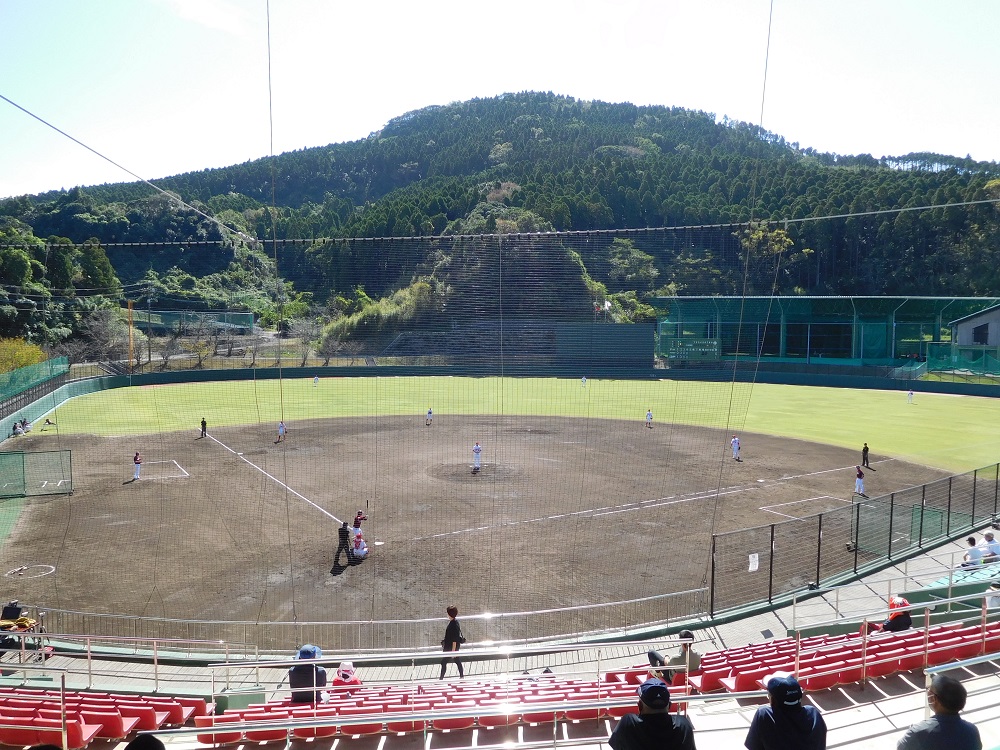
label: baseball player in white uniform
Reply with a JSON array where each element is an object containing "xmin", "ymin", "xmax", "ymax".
[
  {"xmin": 472, "ymin": 442, "xmax": 482, "ymax": 471},
  {"xmin": 426, "ymin": 408, "xmax": 433, "ymax": 426},
  {"xmin": 645, "ymin": 409, "xmax": 653, "ymax": 429},
  {"xmin": 731, "ymin": 435, "xmax": 740, "ymax": 460}
]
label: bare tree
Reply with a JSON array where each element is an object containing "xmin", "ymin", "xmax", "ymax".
[
  {"xmin": 159, "ymin": 335, "xmax": 182, "ymax": 370},
  {"xmin": 316, "ymin": 334, "xmax": 344, "ymax": 366},
  {"xmin": 245, "ymin": 330, "xmax": 264, "ymax": 367},
  {"xmin": 80, "ymin": 309, "xmax": 130, "ymax": 362},
  {"xmin": 290, "ymin": 317, "xmax": 322, "ymax": 366},
  {"xmin": 183, "ymin": 314, "xmax": 213, "ymax": 369}
]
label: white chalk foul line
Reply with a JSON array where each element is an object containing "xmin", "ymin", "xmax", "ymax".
[{"xmin": 208, "ymin": 434, "xmax": 340, "ymax": 523}]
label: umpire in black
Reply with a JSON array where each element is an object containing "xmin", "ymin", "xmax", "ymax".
[{"xmin": 331, "ymin": 521, "xmax": 353, "ymax": 571}]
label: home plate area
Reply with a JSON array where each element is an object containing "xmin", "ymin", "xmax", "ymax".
[{"xmin": 139, "ymin": 460, "xmax": 190, "ymax": 480}]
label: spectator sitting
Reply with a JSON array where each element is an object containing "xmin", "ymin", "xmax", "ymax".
[
  {"xmin": 332, "ymin": 661, "xmax": 362, "ymax": 688},
  {"xmin": 981, "ymin": 531, "xmax": 1000, "ymax": 562},
  {"xmin": 648, "ymin": 629, "xmax": 701, "ymax": 683},
  {"xmin": 882, "ymin": 594, "xmax": 913, "ymax": 632},
  {"xmin": 13, "ymin": 424, "xmax": 24, "ymax": 437},
  {"xmin": 745, "ymin": 675, "xmax": 826, "ymax": 750},
  {"xmin": 288, "ymin": 644, "xmax": 327, "ymax": 704},
  {"xmin": 986, "ymin": 581, "xmax": 1000, "ymax": 609},
  {"xmin": 960, "ymin": 536, "xmax": 983, "ymax": 568},
  {"xmin": 608, "ymin": 678, "xmax": 696, "ymax": 750},
  {"xmin": 896, "ymin": 674, "xmax": 980, "ymax": 750}
]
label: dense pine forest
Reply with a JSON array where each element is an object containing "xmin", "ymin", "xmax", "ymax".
[{"xmin": 1, "ymin": 92, "xmax": 999, "ymax": 355}]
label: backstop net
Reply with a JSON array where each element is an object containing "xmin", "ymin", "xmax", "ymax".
[
  {"xmin": 0, "ymin": 451, "xmax": 73, "ymax": 499},
  {"xmin": 3, "ymin": 224, "xmax": 994, "ymax": 648}
]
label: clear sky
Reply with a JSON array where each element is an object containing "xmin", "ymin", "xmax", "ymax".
[{"xmin": 1, "ymin": 0, "xmax": 997, "ymax": 200}]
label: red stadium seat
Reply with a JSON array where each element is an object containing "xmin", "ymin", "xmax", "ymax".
[
  {"xmin": 385, "ymin": 703, "xmax": 428, "ymax": 734},
  {"xmin": 34, "ymin": 718, "xmax": 102, "ymax": 750},
  {"xmin": 243, "ymin": 711, "xmax": 291, "ymax": 743},
  {"xmin": 337, "ymin": 706, "xmax": 383, "ymax": 736},
  {"xmin": 194, "ymin": 713, "xmax": 243, "ymax": 745}
]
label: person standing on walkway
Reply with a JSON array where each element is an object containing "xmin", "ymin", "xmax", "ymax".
[
  {"xmin": 745, "ymin": 675, "xmax": 826, "ymax": 750},
  {"xmin": 439, "ymin": 605, "xmax": 465, "ymax": 679},
  {"xmin": 132, "ymin": 451, "xmax": 142, "ymax": 481},
  {"xmin": 200, "ymin": 417, "xmax": 207, "ymax": 438},
  {"xmin": 331, "ymin": 522, "xmax": 352, "ymax": 571},
  {"xmin": 862, "ymin": 442, "xmax": 870, "ymax": 468},
  {"xmin": 855, "ymin": 466, "xmax": 867, "ymax": 497},
  {"xmin": 896, "ymin": 674, "xmax": 981, "ymax": 750},
  {"xmin": 609, "ymin": 678, "xmax": 696, "ymax": 750}
]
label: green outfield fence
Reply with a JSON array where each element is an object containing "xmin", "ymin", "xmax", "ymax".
[
  {"xmin": 709, "ymin": 463, "xmax": 999, "ymax": 616},
  {"xmin": 0, "ymin": 357, "xmax": 69, "ymax": 420},
  {"xmin": 0, "ymin": 450, "xmax": 73, "ymax": 499}
]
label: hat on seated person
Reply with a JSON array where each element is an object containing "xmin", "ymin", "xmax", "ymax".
[
  {"xmin": 298, "ymin": 644, "xmax": 322, "ymax": 660},
  {"xmin": 637, "ymin": 678, "xmax": 671, "ymax": 709},
  {"xmin": 989, "ymin": 581, "xmax": 1000, "ymax": 590},
  {"xmin": 337, "ymin": 661, "xmax": 355, "ymax": 680},
  {"xmin": 766, "ymin": 675, "xmax": 803, "ymax": 707}
]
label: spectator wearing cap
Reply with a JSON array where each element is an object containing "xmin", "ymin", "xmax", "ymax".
[
  {"xmin": 883, "ymin": 594, "xmax": 913, "ymax": 633},
  {"xmin": 332, "ymin": 660, "xmax": 362, "ymax": 687},
  {"xmin": 897, "ymin": 674, "xmax": 981, "ymax": 750},
  {"xmin": 608, "ymin": 678, "xmax": 696, "ymax": 750},
  {"xmin": 744, "ymin": 675, "xmax": 826, "ymax": 750},
  {"xmin": 960, "ymin": 536, "xmax": 984, "ymax": 568},
  {"xmin": 288, "ymin": 644, "xmax": 327, "ymax": 703},
  {"xmin": 986, "ymin": 581, "xmax": 1000, "ymax": 609},
  {"xmin": 648, "ymin": 630, "xmax": 701, "ymax": 684},
  {"xmin": 980, "ymin": 531, "xmax": 1000, "ymax": 561}
]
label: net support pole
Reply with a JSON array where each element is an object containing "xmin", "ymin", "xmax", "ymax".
[
  {"xmin": 946, "ymin": 477, "xmax": 953, "ymax": 535},
  {"xmin": 972, "ymin": 469, "xmax": 978, "ymax": 522},
  {"xmin": 853, "ymin": 501, "xmax": 861, "ymax": 573},
  {"xmin": 814, "ymin": 514, "xmax": 823, "ymax": 588},
  {"xmin": 709, "ymin": 535, "xmax": 717, "ymax": 618},
  {"xmin": 887, "ymin": 493, "xmax": 895, "ymax": 560},
  {"xmin": 994, "ymin": 463, "xmax": 999, "ymax": 517},
  {"xmin": 918, "ymin": 485, "xmax": 926, "ymax": 546},
  {"xmin": 767, "ymin": 524, "xmax": 775, "ymax": 603}
]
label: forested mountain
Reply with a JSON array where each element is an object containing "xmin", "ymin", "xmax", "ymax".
[{"xmin": 2, "ymin": 91, "xmax": 999, "ymax": 350}]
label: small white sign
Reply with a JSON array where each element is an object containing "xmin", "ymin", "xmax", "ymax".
[{"xmin": 748, "ymin": 553, "xmax": 759, "ymax": 573}]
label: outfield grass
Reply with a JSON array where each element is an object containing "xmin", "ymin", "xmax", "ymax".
[{"xmin": 42, "ymin": 376, "xmax": 1000, "ymax": 473}]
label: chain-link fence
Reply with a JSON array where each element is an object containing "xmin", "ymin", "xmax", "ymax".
[{"xmin": 710, "ymin": 463, "xmax": 1000, "ymax": 615}]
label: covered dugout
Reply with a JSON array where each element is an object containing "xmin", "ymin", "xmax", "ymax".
[{"xmin": 655, "ymin": 296, "xmax": 1000, "ymax": 366}]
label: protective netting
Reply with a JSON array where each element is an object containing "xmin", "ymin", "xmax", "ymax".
[
  {"xmin": 0, "ymin": 450, "xmax": 72, "ymax": 499},
  {"xmin": 0, "ymin": 358, "xmax": 68, "ymax": 404},
  {"xmin": 0, "ymin": 227, "xmax": 990, "ymax": 648}
]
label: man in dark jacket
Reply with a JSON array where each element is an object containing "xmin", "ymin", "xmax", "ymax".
[
  {"xmin": 745, "ymin": 675, "xmax": 826, "ymax": 750},
  {"xmin": 331, "ymin": 522, "xmax": 352, "ymax": 572},
  {"xmin": 609, "ymin": 678, "xmax": 696, "ymax": 750},
  {"xmin": 288, "ymin": 644, "xmax": 327, "ymax": 703},
  {"xmin": 897, "ymin": 674, "xmax": 981, "ymax": 750}
]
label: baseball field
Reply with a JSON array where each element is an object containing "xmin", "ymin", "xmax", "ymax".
[{"xmin": 1, "ymin": 376, "xmax": 996, "ymax": 643}]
